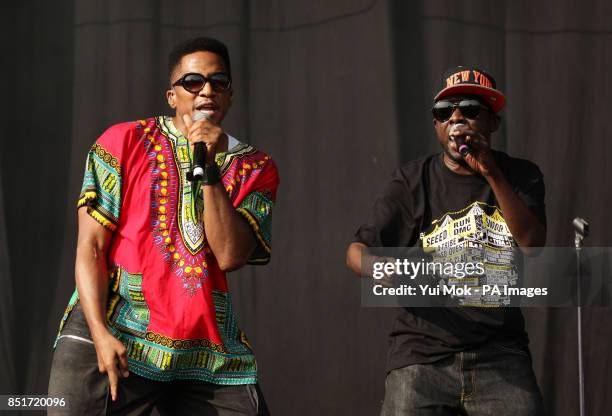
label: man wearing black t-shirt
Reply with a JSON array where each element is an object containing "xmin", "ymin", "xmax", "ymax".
[{"xmin": 346, "ymin": 67, "xmax": 546, "ymax": 415}]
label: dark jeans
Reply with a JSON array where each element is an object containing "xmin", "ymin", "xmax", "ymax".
[
  {"xmin": 380, "ymin": 342, "xmax": 544, "ymax": 416},
  {"xmin": 48, "ymin": 303, "xmax": 269, "ymax": 416}
]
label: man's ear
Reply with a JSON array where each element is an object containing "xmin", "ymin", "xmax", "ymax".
[
  {"xmin": 490, "ymin": 113, "xmax": 501, "ymax": 133},
  {"xmin": 166, "ymin": 89, "xmax": 176, "ymax": 109}
]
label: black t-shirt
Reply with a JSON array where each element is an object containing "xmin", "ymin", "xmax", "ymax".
[{"xmin": 354, "ymin": 151, "xmax": 546, "ymax": 372}]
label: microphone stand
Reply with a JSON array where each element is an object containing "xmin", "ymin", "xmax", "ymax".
[{"xmin": 573, "ymin": 217, "xmax": 589, "ymax": 416}]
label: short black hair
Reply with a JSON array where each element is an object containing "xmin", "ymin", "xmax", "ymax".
[{"xmin": 168, "ymin": 37, "xmax": 231, "ymax": 81}]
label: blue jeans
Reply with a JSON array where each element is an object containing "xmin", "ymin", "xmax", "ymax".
[{"xmin": 380, "ymin": 342, "xmax": 544, "ymax": 415}]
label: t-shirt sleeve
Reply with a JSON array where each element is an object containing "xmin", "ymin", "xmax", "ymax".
[
  {"xmin": 76, "ymin": 128, "xmax": 124, "ymax": 231},
  {"xmin": 233, "ymin": 157, "xmax": 280, "ymax": 265},
  {"xmin": 354, "ymin": 171, "xmax": 419, "ymax": 247},
  {"xmin": 516, "ymin": 163, "xmax": 546, "ymax": 229}
]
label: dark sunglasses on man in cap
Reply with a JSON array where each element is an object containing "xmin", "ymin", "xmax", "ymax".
[
  {"xmin": 431, "ymin": 99, "xmax": 491, "ymax": 123},
  {"xmin": 172, "ymin": 72, "xmax": 232, "ymax": 94}
]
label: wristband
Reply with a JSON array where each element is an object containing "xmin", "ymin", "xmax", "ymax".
[{"xmin": 202, "ymin": 163, "xmax": 221, "ymax": 186}]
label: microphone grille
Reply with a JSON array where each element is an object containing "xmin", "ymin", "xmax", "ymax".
[{"xmin": 192, "ymin": 111, "xmax": 211, "ymax": 122}]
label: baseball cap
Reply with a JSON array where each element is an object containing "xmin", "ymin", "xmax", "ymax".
[{"xmin": 434, "ymin": 66, "xmax": 506, "ymax": 113}]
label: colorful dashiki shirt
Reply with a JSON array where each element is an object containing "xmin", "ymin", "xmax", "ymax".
[{"xmin": 55, "ymin": 116, "xmax": 279, "ymax": 385}]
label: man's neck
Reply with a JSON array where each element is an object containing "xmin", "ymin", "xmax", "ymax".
[
  {"xmin": 172, "ymin": 115, "xmax": 187, "ymax": 137},
  {"xmin": 442, "ymin": 153, "xmax": 477, "ymax": 176}
]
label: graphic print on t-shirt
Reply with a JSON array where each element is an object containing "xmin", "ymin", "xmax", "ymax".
[{"xmin": 420, "ymin": 201, "xmax": 518, "ymax": 306}]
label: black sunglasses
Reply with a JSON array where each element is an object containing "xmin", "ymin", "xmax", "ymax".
[
  {"xmin": 172, "ymin": 72, "xmax": 232, "ymax": 93},
  {"xmin": 431, "ymin": 99, "xmax": 490, "ymax": 122}
]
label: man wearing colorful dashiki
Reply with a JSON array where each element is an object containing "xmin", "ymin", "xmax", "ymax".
[{"xmin": 48, "ymin": 37, "xmax": 279, "ymax": 415}]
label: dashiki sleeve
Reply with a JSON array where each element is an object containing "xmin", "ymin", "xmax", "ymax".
[
  {"xmin": 76, "ymin": 127, "xmax": 125, "ymax": 231},
  {"xmin": 216, "ymin": 143, "xmax": 280, "ymax": 264}
]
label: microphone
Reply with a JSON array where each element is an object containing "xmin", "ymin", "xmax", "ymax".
[
  {"xmin": 457, "ymin": 139, "xmax": 470, "ymax": 157},
  {"xmin": 573, "ymin": 218, "xmax": 589, "ymax": 238},
  {"xmin": 191, "ymin": 111, "xmax": 211, "ymax": 181},
  {"xmin": 450, "ymin": 123, "xmax": 470, "ymax": 156}
]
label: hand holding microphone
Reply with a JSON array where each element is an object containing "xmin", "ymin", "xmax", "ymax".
[
  {"xmin": 191, "ymin": 111, "xmax": 211, "ymax": 181},
  {"xmin": 449, "ymin": 123, "xmax": 471, "ymax": 157},
  {"xmin": 448, "ymin": 123, "xmax": 500, "ymax": 178},
  {"xmin": 183, "ymin": 110, "xmax": 223, "ymax": 185}
]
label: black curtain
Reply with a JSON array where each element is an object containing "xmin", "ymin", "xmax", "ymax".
[{"xmin": 1, "ymin": 0, "xmax": 611, "ymax": 414}]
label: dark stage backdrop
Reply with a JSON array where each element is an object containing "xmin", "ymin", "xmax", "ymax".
[{"xmin": 1, "ymin": 0, "xmax": 611, "ymax": 414}]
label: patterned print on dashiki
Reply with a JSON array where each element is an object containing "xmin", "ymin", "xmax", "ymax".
[{"xmin": 56, "ymin": 116, "xmax": 279, "ymax": 385}]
